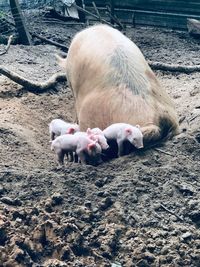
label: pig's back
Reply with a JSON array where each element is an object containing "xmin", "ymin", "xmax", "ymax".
[
  {"xmin": 103, "ymin": 123, "xmax": 126, "ymax": 140},
  {"xmin": 66, "ymin": 25, "xmax": 151, "ymax": 98}
]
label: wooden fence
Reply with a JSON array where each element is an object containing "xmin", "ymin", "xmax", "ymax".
[
  {"xmin": 1, "ymin": 0, "xmax": 200, "ymax": 29},
  {"xmin": 84, "ymin": 0, "xmax": 200, "ymax": 29}
]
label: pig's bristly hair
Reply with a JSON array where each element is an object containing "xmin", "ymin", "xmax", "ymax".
[{"xmin": 106, "ymin": 45, "xmax": 150, "ymax": 98}]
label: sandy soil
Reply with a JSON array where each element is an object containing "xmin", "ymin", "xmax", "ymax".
[{"xmin": 0, "ymin": 17, "xmax": 200, "ymax": 267}]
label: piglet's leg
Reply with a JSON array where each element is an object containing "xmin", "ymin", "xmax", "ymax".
[
  {"xmin": 77, "ymin": 150, "xmax": 87, "ymax": 164},
  {"xmin": 57, "ymin": 150, "xmax": 65, "ymax": 166},
  {"xmin": 141, "ymin": 125, "xmax": 161, "ymax": 146},
  {"xmin": 50, "ymin": 132, "xmax": 55, "ymax": 141},
  {"xmin": 117, "ymin": 139, "xmax": 124, "ymax": 157},
  {"xmin": 74, "ymin": 153, "xmax": 78, "ymax": 163}
]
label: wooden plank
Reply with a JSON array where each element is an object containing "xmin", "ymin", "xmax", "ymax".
[
  {"xmin": 87, "ymin": 6, "xmax": 200, "ymax": 29},
  {"xmin": 85, "ymin": 0, "xmax": 200, "ymax": 15}
]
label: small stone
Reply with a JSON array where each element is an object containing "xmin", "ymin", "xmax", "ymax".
[
  {"xmin": 182, "ymin": 232, "xmax": 192, "ymax": 240},
  {"xmin": 0, "ymin": 197, "xmax": 22, "ymax": 206},
  {"xmin": 161, "ymin": 245, "xmax": 169, "ymax": 255},
  {"xmin": 15, "ymin": 218, "xmax": 22, "ymax": 223},
  {"xmin": 137, "ymin": 259, "xmax": 151, "ymax": 267},
  {"xmin": 100, "ymin": 197, "xmax": 113, "ymax": 210},
  {"xmin": 147, "ymin": 244, "xmax": 156, "ymax": 253},
  {"xmin": 51, "ymin": 193, "xmax": 63, "ymax": 206},
  {"xmin": 95, "ymin": 179, "xmax": 104, "ymax": 188},
  {"xmin": 84, "ymin": 201, "xmax": 92, "ymax": 208},
  {"xmin": 92, "ymin": 207, "xmax": 99, "ymax": 213},
  {"xmin": 0, "ymin": 186, "xmax": 6, "ymax": 195},
  {"xmin": 62, "ymin": 210, "xmax": 70, "ymax": 216},
  {"xmin": 61, "ymin": 245, "xmax": 71, "ymax": 260},
  {"xmin": 176, "ymin": 183, "xmax": 194, "ymax": 196},
  {"xmin": 97, "ymin": 191, "xmax": 109, "ymax": 197},
  {"xmin": 143, "ymin": 251, "xmax": 155, "ymax": 262},
  {"xmin": 45, "ymin": 200, "xmax": 53, "ymax": 213}
]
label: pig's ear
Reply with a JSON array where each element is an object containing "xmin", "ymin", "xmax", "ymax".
[
  {"xmin": 87, "ymin": 142, "xmax": 95, "ymax": 150},
  {"xmin": 136, "ymin": 124, "xmax": 141, "ymax": 129},
  {"xmin": 125, "ymin": 128, "xmax": 132, "ymax": 135},
  {"xmin": 67, "ymin": 128, "xmax": 75, "ymax": 134}
]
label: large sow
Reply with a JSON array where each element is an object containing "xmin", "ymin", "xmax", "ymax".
[{"xmin": 59, "ymin": 25, "xmax": 179, "ymax": 146}]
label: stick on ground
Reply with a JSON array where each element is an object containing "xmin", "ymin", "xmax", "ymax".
[
  {"xmin": 31, "ymin": 33, "xmax": 68, "ymax": 52},
  {"xmin": 149, "ymin": 61, "xmax": 200, "ymax": 73},
  {"xmin": 160, "ymin": 203, "xmax": 184, "ymax": 222},
  {"xmin": 154, "ymin": 148, "xmax": 173, "ymax": 156},
  {"xmin": 0, "ymin": 66, "xmax": 67, "ymax": 93},
  {"xmin": 0, "ymin": 35, "xmax": 13, "ymax": 56}
]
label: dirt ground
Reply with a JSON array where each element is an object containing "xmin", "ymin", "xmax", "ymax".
[{"xmin": 0, "ymin": 16, "xmax": 200, "ymax": 267}]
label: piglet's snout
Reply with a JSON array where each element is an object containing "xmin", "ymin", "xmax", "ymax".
[{"xmin": 136, "ymin": 142, "xmax": 144, "ymax": 149}]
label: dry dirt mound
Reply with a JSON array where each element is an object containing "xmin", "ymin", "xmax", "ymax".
[{"xmin": 0, "ymin": 21, "xmax": 200, "ymax": 266}]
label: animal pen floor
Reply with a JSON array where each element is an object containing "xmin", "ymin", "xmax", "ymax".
[{"xmin": 0, "ymin": 18, "xmax": 200, "ymax": 266}]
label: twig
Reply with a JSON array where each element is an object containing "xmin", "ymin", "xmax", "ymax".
[
  {"xmin": 92, "ymin": 1, "xmax": 102, "ymax": 21},
  {"xmin": 31, "ymin": 33, "xmax": 68, "ymax": 52},
  {"xmin": 149, "ymin": 61, "xmax": 200, "ymax": 73},
  {"xmin": 73, "ymin": 3, "xmax": 113, "ymax": 26},
  {"xmin": 160, "ymin": 203, "xmax": 184, "ymax": 222},
  {"xmin": 0, "ymin": 35, "xmax": 13, "ymax": 56},
  {"xmin": 179, "ymin": 116, "xmax": 186, "ymax": 124},
  {"xmin": 0, "ymin": 66, "xmax": 67, "ymax": 93},
  {"xmin": 106, "ymin": 5, "xmax": 124, "ymax": 30},
  {"xmin": 189, "ymin": 114, "xmax": 199, "ymax": 122},
  {"xmin": 154, "ymin": 148, "xmax": 173, "ymax": 156}
]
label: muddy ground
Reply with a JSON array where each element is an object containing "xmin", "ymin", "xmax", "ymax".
[{"xmin": 0, "ymin": 14, "xmax": 200, "ymax": 267}]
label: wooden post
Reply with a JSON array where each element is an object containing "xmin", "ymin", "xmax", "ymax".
[{"xmin": 9, "ymin": 0, "xmax": 32, "ymax": 45}]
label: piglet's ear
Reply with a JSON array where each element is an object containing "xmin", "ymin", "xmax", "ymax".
[
  {"xmin": 86, "ymin": 128, "xmax": 92, "ymax": 135},
  {"xmin": 88, "ymin": 142, "xmax": 95, "ymax": 149},
  {"xmin": 136, "ymin": 124, "xmax": 141, "ymax": 129},
  {"xmin": 67, "ymin": 128, "xmax": 75, "ymax": 134},
  {"xmin": 125, "ymin": 128, "xmax": 132, "ymax": 135}
]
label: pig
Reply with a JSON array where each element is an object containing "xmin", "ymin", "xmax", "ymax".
[
  {"xmin": 103, "ymin": 123, "xmax": 143, "ymax": 157},
  {"xmin": 49, "ymin": 119, "xmax": 79, "ymax": 140},
  {"xmin": 57, "ymin": 24, "xmax": 179, "ymax": 157},
  {"xmin": 51, "ymin": 133, "xmax": 102, "ymax": 166}
]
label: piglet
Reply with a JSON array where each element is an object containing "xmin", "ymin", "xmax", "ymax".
[
  {"xmin": 49, "ymin": 119, "xmax": 79, "ymax": 140},
  {"xmin": 103, "ymin": 123, "xmax": 143, "ymax": 157},
  {"xmin": 86, "ymin": 128, "xmax": 109, "ymax": 150},
  {"xmin": 51, "ymin": 133, "xmax": 102, "ymax": 166}
]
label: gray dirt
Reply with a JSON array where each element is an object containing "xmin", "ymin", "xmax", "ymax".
[{"xmin": 0, "ymin": 16, "xmax": 200, "ymax": 267}]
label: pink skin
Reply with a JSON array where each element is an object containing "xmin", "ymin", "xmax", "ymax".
[
  {"xmin": 86, "ymin": 128, "xmax": 109, "ymax": 150},
  {"xmin": 103, "ymin": 123, "xmax": 143, "ymax": 157},
  {"xmin": 49, "ymin": 119, "xmax": 80, "ymax": 140},
  {"xmin": 51, "ymin": 133, "xmax": 101, "ymax": 165}
]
